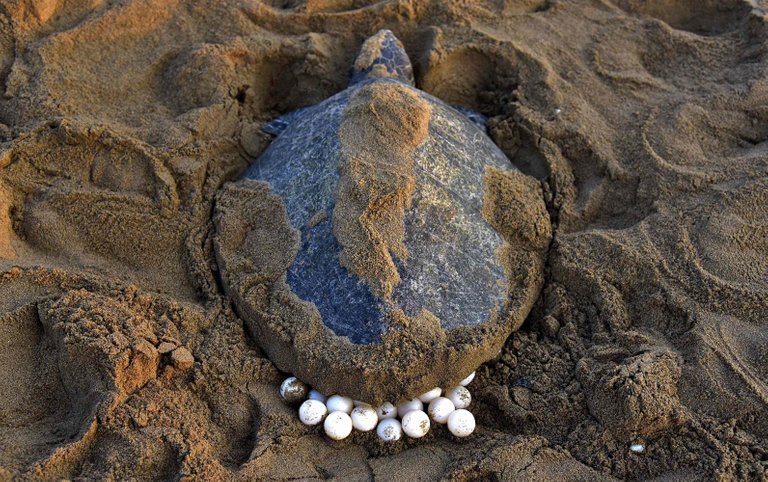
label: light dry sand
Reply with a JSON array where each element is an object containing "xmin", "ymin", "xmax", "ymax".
[{"xmin": 0, "ymin": 0, "xmax": 767, "ymax": 480}]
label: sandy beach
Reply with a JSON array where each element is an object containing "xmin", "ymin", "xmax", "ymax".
[{"xmin": 1, "ymin": 0, "xmax": 767, "ymax": 479}]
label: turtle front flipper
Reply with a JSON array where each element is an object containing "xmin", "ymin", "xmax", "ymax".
[
  {"xmin": 263, "ymin": 106, "xmax": 312, "ymax": 136},
  {"xmin": 451, "ymin": 104, "xmax": 489, "ymax": 132},
  {"xmin": 350, "ymin": 29, "xmax": 414, "ymax": 86}
]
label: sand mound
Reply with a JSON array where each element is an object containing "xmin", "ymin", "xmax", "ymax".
[{"xmin": 1, "ymin": 0, "xmax": 767, "ymax": 479}]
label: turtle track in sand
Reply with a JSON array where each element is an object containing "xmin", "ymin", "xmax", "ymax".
[{"xmin": 0, "ymin": 302, "xmax": 93, "ymax": 474}]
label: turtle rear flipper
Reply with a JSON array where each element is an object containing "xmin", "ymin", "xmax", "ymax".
[{"xmin": 350, "ymin": 29, "xmax": 414, "ymax": 86}]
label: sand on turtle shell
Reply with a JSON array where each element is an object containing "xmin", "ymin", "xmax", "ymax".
[
  {"xmin": 334, "ymin": 81, "xmax": 431, "ymax": 299},
  {"xmin": 0, "ymin": 0, "xmax": 767, "ymax": 480}
]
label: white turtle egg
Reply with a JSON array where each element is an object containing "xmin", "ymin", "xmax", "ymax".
[
  {"xmin": 446, "ymin": 386, "xmax": 472, "ymax": 409},
  {"xmin": 324, "ymin": 411, "xmax": 353, "ymax": 440},
  {"xmin": 376, "ymin": 418, "xmax": 402, "ymax": 442},
  {"xmin": 402, "ymin": 410, "xmax": 430, "ymax": 438},
  {"xmin": 376, "ymin": 402, "xmax": 397, "ymax": 419},
  {"xmin": 326, "ymin": 395, "xmax": 354, "ymax": 414},
  {"xmin": 308, "ymin": 389, "xmax": 327, "ymax": 403},
  {"xmin": 397, "ymin": 398, "xmax": 423, "ymax": 418},
  {"xmin": 427, "ymin": 397, "xmax": 455, "ymax": 424},
  {"xmin": 447, "ymin": 409, "xmax": 475, "ymax": 437},
  {"xmin": 630, "ymin": 443, "xmax": 645, "ymax": 454},
  {"xmin": 459, "ymin": 371, "xmax": 476, "ymax": 387},
  {"xmin": 298, "ymin": 399, "xmax": 328, "ymax": 426},
  {"xmin": 351, "ymin": 405, "xmax": 378, "ymax": 432},
  {"xmin": 280, "ymin": 376, "xmax": 308, "ymax": 404},
  {"xmin": 418, "ymin": 387, "xmax": 442, "ymax": 403}
]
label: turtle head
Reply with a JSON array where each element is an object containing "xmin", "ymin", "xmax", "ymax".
[{"xmin": 350, "ymin": 29, "xmax": 414, "ymax": 86}]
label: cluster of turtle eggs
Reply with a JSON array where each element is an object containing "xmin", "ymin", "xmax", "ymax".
[{"xmin": 280, "ymin": 372, "xmax": 477, "ymax": 441}]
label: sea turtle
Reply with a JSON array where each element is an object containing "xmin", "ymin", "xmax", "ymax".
[{"xmin": 214, "ymin": 30, "xmax": 551, "ymax": 403}]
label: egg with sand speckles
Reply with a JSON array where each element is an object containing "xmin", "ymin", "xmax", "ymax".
[
  {"xmin": 377, "ymin": 402, "xmax": 397, "ymax": 419},
  {"xmin": 446, "ymin": 386, "xmax": 471, "ymax": 409},
  {"xmin": 377, "ymin": 418, "xmax": 403, "ymax": 442},
  {"xmin": 401, "ymin": 410, "xmax": 430, "ymax": 438},
  {"xmin": 447, "ymin": 409, "xmax": 475, "ymax": 437},
  {"xmin": 298, "ymin": 399, "xmax": 327, "ymax": 426},
  {"xmin": 351, "ymin": 405, "xmax": 378, "ymax": 432},
  {"xmin": 324, "ymin": 411, "xmax": 353, "ymax": 440}
]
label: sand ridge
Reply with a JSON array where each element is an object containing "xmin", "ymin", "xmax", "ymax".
[{"xmin": 0, "ymin": 0, "xmax": 767, "ymax": 480}]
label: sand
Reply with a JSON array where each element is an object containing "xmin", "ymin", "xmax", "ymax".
[{"xmin": 0, "ymin": 0, "xmax": 766, "ymax": 480}]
